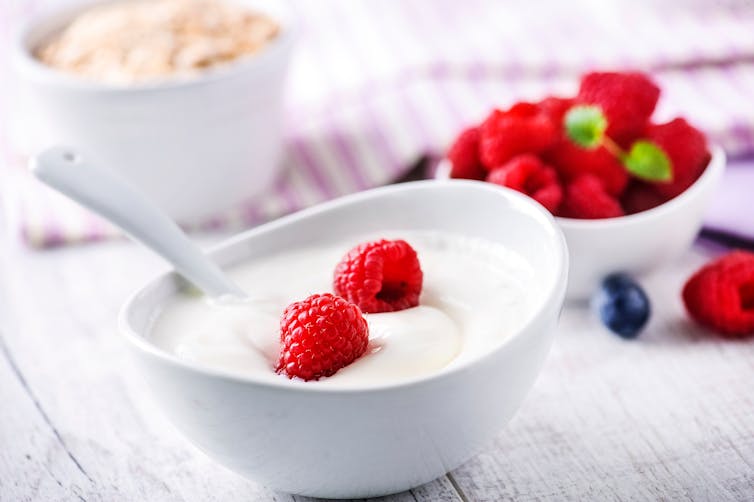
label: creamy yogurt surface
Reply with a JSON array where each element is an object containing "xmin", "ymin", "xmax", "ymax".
[{"xmin": 150, "ymin": 231, "xmax": 538, "ymax": 388}]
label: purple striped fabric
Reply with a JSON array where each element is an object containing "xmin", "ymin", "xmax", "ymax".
[{"xmin": 2, "ymin": 0, "xmax": 754, "ymax": 247}]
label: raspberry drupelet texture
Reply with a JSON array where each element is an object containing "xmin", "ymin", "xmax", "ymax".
[
  {"xmin": 486, "ymin": 154, "xmax": 563, "ymax": 212},
  {"xmin": 537, "ymin": 96, "xmax": 575, "ymax": 135},
  {"xmin": 479, "ymin": 103, "xmax": 558, "ymax": 169},
  {"xmin": 645, "ymin": 118, "xmax": 710, "ymax": 199},
  {"xmin": 538, "ymin": 95, "xmax": 629, "ymax": 197},
  {"xmin": 277, "ymin": 293, "xmax": 369, "ymax": 381},
  {"xmin": 577, "ymin": 71, "xmax": 660, "ymax": 143},
  {"xmin": 333, "ymin": 239, "xmax": 423, "ymax": 313},
  {"xmin": 447, "ymin": 126, "xmax": 486, "ymax": 180},
  {"xmin": 544, "ymin": 141, "xmax": 629, "ymax": 197},
  {"xmin": 559, "ymin": 174, "xmax": 625, "ymax": 219},
  {"xmin": 682, "ymin": 251, "xmax": 754, "ymax": 337}
]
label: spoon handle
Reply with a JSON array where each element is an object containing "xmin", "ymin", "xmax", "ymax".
[{"xmin": 31, "ymin": 147, "xmax": 246, "ymax": 298}]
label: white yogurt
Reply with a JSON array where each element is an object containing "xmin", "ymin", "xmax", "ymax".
[{"xmin": 150, "ymin": 231, "xmax": 538, "ymax": 387}]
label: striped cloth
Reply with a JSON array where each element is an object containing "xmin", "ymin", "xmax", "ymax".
[{"xmin": 3, "ymin": 0, "xmax": 754, "ymax": 247}]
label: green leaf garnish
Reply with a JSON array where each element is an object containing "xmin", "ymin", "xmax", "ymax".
[
  {"xmin": 564, "ymin": 105, "xmax": 607, "ymax": 149},
  {"xmin": 623, "ymin": 141, "xmax": 673, "ymax": 182}
]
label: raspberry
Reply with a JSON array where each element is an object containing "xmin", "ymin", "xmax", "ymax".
[
  {"xmin": 486, "ymin": 154, "xmax": 563, "ymax": 213},
  {"xmin": 545, "ymin": 140, "xmax": 629, "ymax": 196},
  {"xmin": 537, "ymin": 94, "xmax": 628, "ymax": 196},
  {"xmin": 447, "ymin": 127, "xmax": 486, "ymax": 180},
  {"xmin": 621, "ymin": 181, "xmax": 667, "ymax": 214},
  {"xmin": 559, "ymin": 174, "xmax": 625, "ymax": 219},
  {"xmin": 577, "ymin": 72, "xmax": 660, "ymax": 143},
  {"xmin": 537, "ymin": 96, "xmax": 575, "ymax": 126},
  {"xmin": 277, "ymin": 293, "xmax": 369, "ymax": 381},
  {"xmin": 682, "ymin": 251, "xmax": 754, "ymax": 337},
  {"xmin": 333, "ymin": 239, "xmax": 423, "ymax": 313},
  {"xmin": 645, "ymin": 118, "xmax": 710, "ymax": 199},
  {"xmin": 479, "ymin": 102, "xmax": 558, "ymax": 169}
]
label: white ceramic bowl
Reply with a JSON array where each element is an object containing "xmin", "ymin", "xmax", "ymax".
[
  {"xmin": 119, "ymin": 181, "xmax": 568, "ymax": 498},
  {"xmin": 557, "ymin": 146, "xmax": 724, "ymax": 299},
  {"xmin": 438, "ymin": 146, "xmax": 725, "ymax": 300},
  {"xmin": 12, "ymin": 0, "xmax": 295, "ymax": 224}
]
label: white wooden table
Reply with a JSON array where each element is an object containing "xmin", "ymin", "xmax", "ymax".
[{"xmin": 2, "ymin": 220, "xmax": 753, "ymax": 501}]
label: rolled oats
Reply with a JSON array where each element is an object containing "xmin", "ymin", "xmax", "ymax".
[{"xmin": 36, "ymin": 0, "xmax": 279, "ymax": 84}]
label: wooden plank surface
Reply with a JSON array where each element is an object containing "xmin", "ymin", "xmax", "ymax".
[
  {"xmin": 1, "ymin": 233, "xmax": 753, "ymax": 501},
  {"xmin": 450, "ymin": 249, "xmax": 754, "ymax": 501},
  {"xmin": 0, "ymin": 333, "xmax": 92, "ymax": 502}
]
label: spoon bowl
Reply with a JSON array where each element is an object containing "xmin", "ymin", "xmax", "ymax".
[{"xmin": 119, "ymin": 180, "xmax": 568, "ymax": 497}]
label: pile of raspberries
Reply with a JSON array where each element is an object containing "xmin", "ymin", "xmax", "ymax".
[{"xmin": 447, "ymin": 71, "xmax": 711, "ymax": 219}]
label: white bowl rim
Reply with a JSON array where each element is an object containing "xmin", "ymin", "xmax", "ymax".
[
  {"xmin": 11, "ymin": 0, "xmax": 298, "ymax": 94},
  {"xmin": 437, "ymin": 144, "xmax": 725, "ymax": 229},
  {"xmin": 118, "ymin": 180, "xmax": 569, "ymax": 395},
  {"xmin": 555, "ymin": 144, "xmax": 725, "ymax": 229}
]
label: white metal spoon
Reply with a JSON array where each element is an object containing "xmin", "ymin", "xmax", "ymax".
[{"xmin": 31, "ymin": 146, "xmax": 246, "ymax": 299}]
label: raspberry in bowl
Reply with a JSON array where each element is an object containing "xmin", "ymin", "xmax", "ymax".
[
  {"xmin": 440, "ymin": 71, "xmax": 725, "ymax": 299},
  {"xmin": 120, "ymin": 181, "xmax": 568, "ymax": 497}
]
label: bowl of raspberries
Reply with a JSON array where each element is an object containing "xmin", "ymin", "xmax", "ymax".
[{"xmin": 442, "ymin": 71, "xmax": 725, "ymax": 299}]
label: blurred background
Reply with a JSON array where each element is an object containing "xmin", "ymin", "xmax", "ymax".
[{"xmin": 2, "ymin": 0, "xmax": 754, "ymax": 248}]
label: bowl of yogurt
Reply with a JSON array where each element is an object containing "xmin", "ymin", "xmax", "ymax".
[
  {"xmin": 12, "ymin": 0, "xmax": 295, "ymax": 224},
  {"xmin": 119, "ymin": 180, "xmax": 568, "ymax": 497}
]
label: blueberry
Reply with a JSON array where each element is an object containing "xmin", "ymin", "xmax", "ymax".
[{"xmin": 592, "ymin": 273, "xmax": 650, "ymax": 338}]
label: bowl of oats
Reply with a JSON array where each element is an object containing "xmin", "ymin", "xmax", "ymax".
[{"xmin": 14, "ymin": 0, "xmax": 295, "ymax": 223}]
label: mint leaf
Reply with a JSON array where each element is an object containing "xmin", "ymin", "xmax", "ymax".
[
  {"xmin": 624, "ymin": 141, "xmax": 672, "ymax": 181},
  {"xmin": 564, "ymin": 105, "xmax": 607, "ymax": 149}
]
